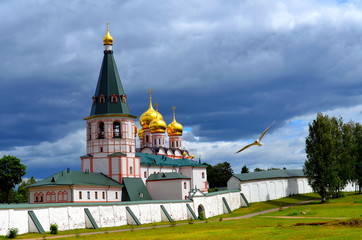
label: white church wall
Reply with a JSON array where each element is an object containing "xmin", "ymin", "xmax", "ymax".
[{"xmin": 0, "ymin": 190, "xmax": 242, "ymax": 235}]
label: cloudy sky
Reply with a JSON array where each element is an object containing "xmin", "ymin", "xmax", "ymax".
[{"xmin": 1, "ymin": 0, "xmax": 362, "ymax": 179}]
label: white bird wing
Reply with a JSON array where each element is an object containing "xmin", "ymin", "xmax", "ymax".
[
  {"xmin": 236, "ymin": 142, "xmax": 258, "ymax": 153},
  {"xmin": 258, "ymin": 121, "xmax": 275, "ymax": 141}
]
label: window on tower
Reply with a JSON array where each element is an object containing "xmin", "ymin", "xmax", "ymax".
[
  {"xmin": 98, "ymin": 122, "xmax": 105, "ymax": 139},
  {"xmin": 113, "ymin": 122, "xmax": 121, "ymax": 138},
  {"xmin": 99, "ymin": 94, "xmax": 106, "ymax": 103},
  {"xmin": 110, "ymin": 94, "xmax": 118, "ymax": 103}
]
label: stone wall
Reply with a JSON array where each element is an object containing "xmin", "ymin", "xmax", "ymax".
[{"xmin": 0, "ymin": 190, "xmax": 241, "ymax": 236}]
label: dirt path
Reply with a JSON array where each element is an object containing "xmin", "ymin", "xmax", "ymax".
[{"xmin": 19, "ymin": 199, "xmax": 319, "ymax": 240}]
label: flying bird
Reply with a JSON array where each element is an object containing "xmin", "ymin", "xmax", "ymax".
[{"xmin": 236, "ymin": 121, "xmax": 275, "ymax": 153}]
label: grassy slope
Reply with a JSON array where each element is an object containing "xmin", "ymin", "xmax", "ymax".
[{"xmin": 7, "ymin": 193, "xmax": 362, "ymax": 240}]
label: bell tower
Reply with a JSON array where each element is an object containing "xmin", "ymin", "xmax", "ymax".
[{"xmin": 81, "ymin": 27, "xmax": 140, "ymax": 182}]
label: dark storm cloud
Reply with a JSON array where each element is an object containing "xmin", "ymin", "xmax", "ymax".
[{"xmin": 1, "ymin": 0, "xmax": 362, "ymax": 153}]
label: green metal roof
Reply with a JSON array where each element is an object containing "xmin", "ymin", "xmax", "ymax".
[
  {"xmin": 233, "ymin": 169, "xmax": 305, "ymax": 182},
  {"xmin": 122, "ymin": 178, "xmax": 152, "ymax": 201},
  {"xmin": 147, "ymin": 172, "xmax": 190, "ymax": 181},
  {"xmin": 108, "ymin": 152, "xmax": 127, "ymax": 157},
  {"xmin": 28, "ymin": 170, "xmax": 123, "ymax": 188},
  {"xmin": 89, "ymin": 51, "xmax": 134, "ymax": 117},
  {"xmin": 137, "ymin": 152, "xmax": 206, "ymax": 168}
]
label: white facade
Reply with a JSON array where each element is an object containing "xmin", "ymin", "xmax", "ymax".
[
  {"xmin": 28, "ymin": 186, "xmax": 122, "ymax": 204},
  {"xmin": 147, "ymin": 179, "xmax": 191, "ymax": 200}
]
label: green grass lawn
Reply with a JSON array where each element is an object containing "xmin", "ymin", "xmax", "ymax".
[{"xmin": 6, "ymin": 193, "xmax": 362, "ymax": 240}]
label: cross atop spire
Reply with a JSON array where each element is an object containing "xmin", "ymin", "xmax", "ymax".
[
  {"xmin": 171, "ymin": 106, "xmax": 176, "ymax": 121},
  {"xmin": 155, "ymin": 102, "xmax": 159, "ymax": 111}
]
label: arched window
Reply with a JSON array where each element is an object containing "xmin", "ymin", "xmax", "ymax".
[
  {"xmin": 62, "ymin": 191, "xmax": 68, "ymax": 202},
  {"xmin": 184, "ymin": 182, "xmax": 187, "ymax": 189},
  {"xmin": 99, "ymin": 94, "xmax": 106, "ymax": 103},
  {"xmin": 130, "ymin": 166, "xmax": 133, "ymax": 174},
  {"xmin": 159, "ymin": 139, "xmax": 161, "ymax": 145},
  {"xmin": 113, "ymin": 122, "xmax": 121, "ymax": 138},
  {"xmin": 98, "ymin": 122, "xmax": 105, "ymax": 139},
  {"xmin": 115, "ymin": 192, "xmax": 118, "ymax": 199},
  {"xmin": 202, "ymin": 172, "xmax": 205, "ymax": 179},
  {"xmin": 88, "ymin": 123, "xmax": 92, "ymax": 140},
  {"xmin": 95, "ymin": 192, "xmax": 98, "ymax": 199},
  {"xmin": 102, "ymin": 192, "xmax": 105, "ymax": 199},
  {"xmin": 110, "ymin": 94, "xmax": 118, "ymax": 103},
  {"xmin": 172, "ymin": 141, "xmax": 174, "ymax": 148},
  {"xmin": 58, "ymin": 191, "xmax": 63, "ymax": 201},
  {"xmin": 144, "ymin": 171, "xmax": 147, "ymax": 178},
  {"xmin": 79, "ymin": 191, "xmax": 82, "ymax": 199}
]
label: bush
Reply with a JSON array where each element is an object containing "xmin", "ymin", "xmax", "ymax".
[
  {"xmin": 50, "ymin": 223, "xmax": 58, "ymax": 234},
  {"xmin": 7, "ymin": 228, "xmax": 19, "ymax": 239}
]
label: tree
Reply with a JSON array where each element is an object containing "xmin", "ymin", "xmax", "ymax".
[
  {"xmin": 0, "ymin": 155, "xmax": 26, "ymax": 203},
  {"xmin": 304, "ymin": 113, "xmax": 342, "ymax": 202},
  {"xmin": 241, "ymin": 165, "xmax": 249, "ymax": 174},
  {"xmin": 354, "ymin": 123, "xmax": 362, "ymax": 193},
  {"xmin": 206, "ymin": 162, "xmax": 234, "ymax": 188},
  {"xmin": 14, "ymin": 177, "xmax": 36, "ymax": 203},
  {"xmin": 254, "ymin": 168, "xmax": 265, "ymax": 172}
]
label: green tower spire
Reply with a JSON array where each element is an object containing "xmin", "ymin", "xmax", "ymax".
[{"xmin": 87, "ymin": 28, "xmax": 135, "ymax": 119}]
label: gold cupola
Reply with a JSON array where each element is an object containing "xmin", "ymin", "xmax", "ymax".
[
  {"xmin": 140, "ymin": 90, "xmax": 161, "ymax": 129},
  {"xmin": 138, "ymin": 128, "xmax": 144, "ymax": 140},
  {"xmin": 167, "ymin": 106, "xmax": 183, "ymax": 136},
  {"xmin": 103, "ymin": 26, "xmax": 113, "ymax": 45},
  {"xmin": 149, "ymin": 117, "xmax": 167, "ymax": 133}
]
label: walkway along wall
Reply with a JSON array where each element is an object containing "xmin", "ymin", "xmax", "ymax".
[{"xmin": 0, "ymin": 190, "xmax": 242, "ymax": 235}]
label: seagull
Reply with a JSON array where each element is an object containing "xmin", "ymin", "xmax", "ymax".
[{"xmin": 236, "ymin": 121, "xmax": 275, "ymax": 153}]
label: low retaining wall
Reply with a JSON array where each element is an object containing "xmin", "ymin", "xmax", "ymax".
[{"xmin": 0, "ymin": 190, "xmax": 242, "ymax": 235}]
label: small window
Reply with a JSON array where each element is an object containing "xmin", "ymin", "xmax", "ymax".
[
  {"xmin": 87, "ymin": 191, "xmax": 90, "ymax": 199},
  {"xmin": 110, "ymin": 94, "xmax": 118, "ymax": 103},
  {"xmin": 98, "ymin": 122, "xmax": 105, "ymax": 139},
  {"xmin": 92, "ymin": 96, "xmax": 97, "ymax": 104},
  {"xmin": 115, "ymin": 192, "xmax": 118, "ymax": 199},
  {"xmin": 100, "ymin": 147, "xmax": 103, "ymax": 152},
  {"xmin": 99, "ymin": 94, "xmax": 106, "ymax": 103},
  {"xmin": 139, "ymin": 193, "xmax": 144, "ymax": 198},
  {"xmin": 172, "ymin": 142, "xmax": 174, "ymax": 148},
  {"xmin": 202, "ymin": 172, "xmax": 205, "ymax": 179},
  {"xmin": 184, "ymin": 182, "xmax": 187, "ymax": 189},
  {"xmin": 79, "ymin": 191, "xmax": 82, "ymax": 199},
  {"xmin": 130, "ymin": 166, "xmax": 133, "ymax": 174},
  {"xmin": 95, "ymin": 192, "xmax": 98, "ymax": 199},
  {"xmin": 146, "ymin": 135, "xmax": 149, "ymax": 143},
  {"xmin": 40, "ymin": 196, "xmax": 43, "ymax": 202},
  {"xmin": 102, "ymin": 192, "xmax": 105, "ymax": 199},
  {"xmin": 144, "ymin": 171, "xmax": 147, "ymax": 178}
]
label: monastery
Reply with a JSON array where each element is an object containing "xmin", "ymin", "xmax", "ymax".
[{"xmin": 28, "ymin": 28, "xmax": 208, "ymax": 203}]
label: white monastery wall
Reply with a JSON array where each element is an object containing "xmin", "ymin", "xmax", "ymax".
[
  {"xmin": 227, "ymin": 176, "xmax": 356, "ymax": 203},
  {"xmin": 0, "ymin": 190, "xmax": 241, "ymax": 235}
]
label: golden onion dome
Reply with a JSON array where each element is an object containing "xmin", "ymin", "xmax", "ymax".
[
  {"xmin": 140, "ymin": 95, "xmax": 164, "ymax": 129},
  {"xmin": 167, "ymin": 106, "xmax": 183, "ymax": 136},
  {"xmin": 149, "ymin": 118, "xmax": 167, "ymax": 133},
  {"xmin": 103, "ymin": 28, "xmax": 113, "ymax": 45},
  {"xmin": 138, "ymin": 128, "xmax": 144, "ymax": 140},
  {"xmin": 183, "ymin": 151, "xmax": 187, "ymax": 156}
]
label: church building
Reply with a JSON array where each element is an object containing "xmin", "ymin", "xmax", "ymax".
[{"xmin": 28, "ymin": 28, "xmax": 208, "ymax": 203}]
